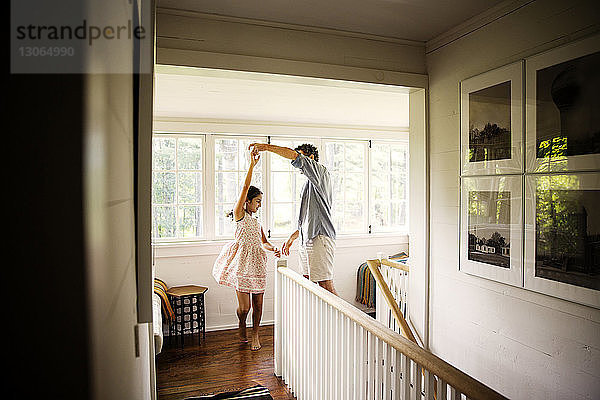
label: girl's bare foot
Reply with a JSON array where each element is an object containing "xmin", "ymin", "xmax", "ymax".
[{"xmin": 251, "ymin": 334, "xmax": 261, "ymax": 351}]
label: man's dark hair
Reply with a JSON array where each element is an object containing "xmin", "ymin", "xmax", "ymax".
[{"xmin": 294, "ymin": 143, "xmax": 319, "ymax": 162}]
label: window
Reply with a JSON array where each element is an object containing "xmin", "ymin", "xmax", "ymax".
[
  {"xmin": 152, "ymin": 135, "xmax": 204, "ymax": 239},
  {"xmin": 323, "ymin": 140, "xmax": 368, "ymax": 233},
  {"xmin": 370, "ymin": 141, "xmax": 408, "ymax": 232},
  {"xmin": 214, "ymin": 136, "xmax": 265, "ymax": 237},
  {"xmin": 151, "ymin": 133, "xmax": 408, "ymax": 242},
  {"xmin": 269, "ymin": 138, "xmax": 310, "ymax": 236}
]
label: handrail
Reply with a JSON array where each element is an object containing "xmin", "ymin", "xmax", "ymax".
[
  {"xmin": 277, "ymin": 266, "xmax": 508, "ymax": 400},
  {"xmin": 367, "ymin": 259, "xmax": 417, "ymax": 343},
  {"xmin": 381, "ymin": 258, "xmax": 410, "ymax": 272}
]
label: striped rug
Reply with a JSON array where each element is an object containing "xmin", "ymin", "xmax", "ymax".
[{"xmin": 185, "ymin": 385, "xmax": 273, "ymax": 400}]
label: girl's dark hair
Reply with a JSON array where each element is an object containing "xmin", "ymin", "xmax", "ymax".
[
  {"xmin": 226, "ymin": 185, "xmax": 263, "ymax": 219},
  {"xmin": 294, "ymin": 143, "xmax": 319, "ymax": 162}
]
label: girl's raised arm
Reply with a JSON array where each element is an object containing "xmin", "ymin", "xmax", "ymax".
[{"xmin": 233, "ymin": 149, "xmax": 260, "ymax": 221}]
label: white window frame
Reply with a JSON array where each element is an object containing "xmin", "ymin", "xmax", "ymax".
[
  {"xmin": 321, "ymin": 138, "xmax": 370, "ymax": 235},
  {"xmin": 210, "ymin": 134, "xmax": 268, "ymax": 240},
  {"xmin": 152, "ymin": 133, "xmax": 206, "ymax": 241},
  {"xmin": 152, "ymin": 131, "xmax": 408, "ymax": 244},
  {"xmin": 369, "ymin": 139, "xmax": 410, "ymax": 233}
]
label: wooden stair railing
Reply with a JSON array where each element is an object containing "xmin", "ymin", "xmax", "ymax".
[
  {"xmin": 367, "ymin": 259, "xmax": 416, "ymax": 344},
  {"xmin": 274, "ymin": 264, "xmax": 508, "ymax": 400}
]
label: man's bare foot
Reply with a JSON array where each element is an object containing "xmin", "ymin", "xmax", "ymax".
[
  {"xmin": 251, "ymin": 335, "xmax": 261, "ymax": 351},
  {"xmin": 238, "ymin": 321, "xmax": 248, "ymax": 343}
]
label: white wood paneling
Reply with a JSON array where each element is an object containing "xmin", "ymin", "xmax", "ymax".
[{"xmin": 426, "ymin": 0, "xmax": 600, "ymax": 398}]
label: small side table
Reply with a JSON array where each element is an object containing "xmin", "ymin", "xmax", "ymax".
[{"xmin": 167, "ymin": 285, "xmax": 208, "ymax": 347}]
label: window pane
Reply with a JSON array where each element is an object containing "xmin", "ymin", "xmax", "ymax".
[
  {"xmin": 215, "ymin": 203, "xmax": 235, "ymax": 237},
  {"xmin": 152, "ymin": 135, "xmax": 206, "ymax": 240},
  {"xmin": 215, "ymin": 139, "xmax": 238, "ymax": 170},
  {"xmin": 391, "ymin": 145, "xmax": 408, "ymax": 170},
  {"xmin": 325, "ymin": 142, "xmax": 344, "ymax": 171},
  {"xmin": 153, "ymin": 205, "xmax": 176, "ymax": 238},
  {"xmin": 152, "ymin": 172, "xmax": 175, "ymax": 204},
  {"xmin": 345, "ymin": 142, "xmax": 364, "ymax": 172},
  {"xmin": 391, "ymin": 173, "xmax": 406, "ymax": 200},
  {"xmin": 345, "ymin": 172, "xmax": 364, "ymax": 202},
  {"xmin": 179, "ymin": 206, "xmax": 202, "ymax": 237},
  {"xmin": 372, "ymin": 202, "xmax": 390, "ymax": 230},
  {"xmin": 370, "ymin": 141, "xmax": 408, "ymax": 232},
  {"xmin": 391, "ymin": 202, "xmax": 407, "ymax": 227},
  {"xmin": 272, "ymin": 172, "xmax": 292, "ymax": 202},
  {"xmin": 178, "ymin": 172, "xmax": 202, "ymax": 204},
  {"xmin": 372, "ymin": 143, "xmax": 390, "ymax": 172},
  {"xmin": 177, "ymin": 138, "xmax": 203, "ymax": 170},
  {"xmin": 324, "ymin": 140, "xmax": 367, "ymax": 234},
  {"xmin": 331, "ymin": 173, "xmax": 344, "ymax": 198},
  {"xmin": 153, "ymin": 137, "xmax": 175, "ymax": 170},
  {"xmin": 215, "ymin": 172, "xmax": 238, "ymax": 203},
  {"xmin": 372, "ymin": 173, "xmax": 390, "ymax": 201},
  {"xmin": 272, "ymin": 203, "xmax": 294, "ymax": 235},
  {"xmin": 344, "ymin": 202, "xmax": 363, "ymax": 232}
]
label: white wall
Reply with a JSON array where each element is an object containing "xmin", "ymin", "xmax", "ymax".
[
  {"xmin": 83, "ymin": 0, "xmax": 155, "ymax": 398},
  {"xmin": 155, "ymin": 8, "xmax": 428, "ymax": 89},
  {"xmin": 155, "ymin": 236, "xmax": 408, "ymax": 331},
  {"xmin": 426, "ymin": 1, "xmax": 600, "ymax": 399}
]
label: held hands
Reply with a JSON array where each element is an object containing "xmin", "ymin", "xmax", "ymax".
[
  {"xmin": 249, "ymin": 147, "xmax": 260, "ymax": 167},
  {"xmin": 273, "ymin": 247, "xmax": 281, "ymax": 258},
  {"xmin": 249, "ymin": 143, "xmax": 268, "ymax": 153}
]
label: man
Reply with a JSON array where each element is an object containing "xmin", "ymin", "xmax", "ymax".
[{"xmin": 249, "ymin": 142, "xmax": 338, "ymax": 295}]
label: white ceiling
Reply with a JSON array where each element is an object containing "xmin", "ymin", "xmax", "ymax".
[
  {"xmin": 154, "ymin": 66, "xmax": 410, "ymax": 128},
  {"xmin": 157, "ymin": 0, "xmax": 507, "ymax": 42}
]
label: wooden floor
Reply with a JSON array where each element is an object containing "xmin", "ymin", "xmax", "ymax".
[{"xmin": 156, "ymin": 325, "xmax": 295, "ymax": 400}]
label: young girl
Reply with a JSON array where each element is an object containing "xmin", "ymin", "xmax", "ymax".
[{"xmin": 212, "ymin": 148, "xmax": 280, "ymax": 351}]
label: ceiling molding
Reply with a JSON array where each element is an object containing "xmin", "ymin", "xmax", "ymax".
[
  {"xmin": 157, "ymin": 6, "xmax": 426, "ymax": 47},
  {"xmin": 426, "ymin": 0, "xmax": 534, "ymax": 54}
]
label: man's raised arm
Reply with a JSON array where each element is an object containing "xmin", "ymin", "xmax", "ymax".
[{"xmin": 249, "ymin": 143, "xmax": 298, "ymax": 160}]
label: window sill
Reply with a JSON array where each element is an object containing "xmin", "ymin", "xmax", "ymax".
[{"xmin": 153, "ymin": 232, "xmax": 409, "ymax": 259}]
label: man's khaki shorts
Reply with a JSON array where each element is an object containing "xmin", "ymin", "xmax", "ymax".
[{"xmin": 298, "ymin": 234, "xmax": 335, "ymax": 282}]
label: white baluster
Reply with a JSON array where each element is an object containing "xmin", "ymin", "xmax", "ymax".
[
  {"xmin": 413, "ymin": 363, "xmax": 422, "ymax": 400},
  {"xmin": 327, "ymin": 301, "xmax": 333, "ymax": 400},
  {"xmin": 348, "ymin": 320, "xmax": 358, "ymax": 400},
  {"xmin": 399, "ymin": 353, "xmax": 409, "ymax": 400},
  {"xmin": 341, "ymin": 314, "xmax": 347, "ymax": 400},
  {"xmin": 438, "ymin": 379, "xmax": 447, "ymax": 400},
  {"xmin": 375, "ymin": 337, "xmax": 382, "ymax": 400},
  {"xmin": 368, "ymin": 331, "xmax": 375, "ymax": 400},
  {"xmin": 335, "ymin": 309, "xmax": 340, "ymax": 400},
  {"xmin": 292, "ymin": 281, "xmax": 297, "ymax": 395},
  {"xmin": 384, "ymin": 342, "xmax": 392, "ymax": 400},
  {"xmin": 283, "ymin": 276, "xmax": 289, "ymax": 385},
  {"xmin": 423, "ymin": 369, "xmax": 434, "ymax": 400},
  {"xmin": 449, "ymin": 386, "xmax": 461, "ymax": 400},
  {"xmin": 296, "ymin": 281, "xmax": 300, "ymax": 397},
  {"xmin": 358, "ymin": 326, "xmax": 365, "ymax": 400},
  {"xmin": 323, "ymin": 298, "xmax": 328, "ymax": 400},
  {"xmin": 309, "ymin": 295, "xmax": 318, "ymax": 400},
  {"xmin": 390, "ymin": 348, "xmax": 397, "ymax": 399},
  {"xmin": 299, "ymin": 286, "xmax": 304, "ymax": 400}
]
